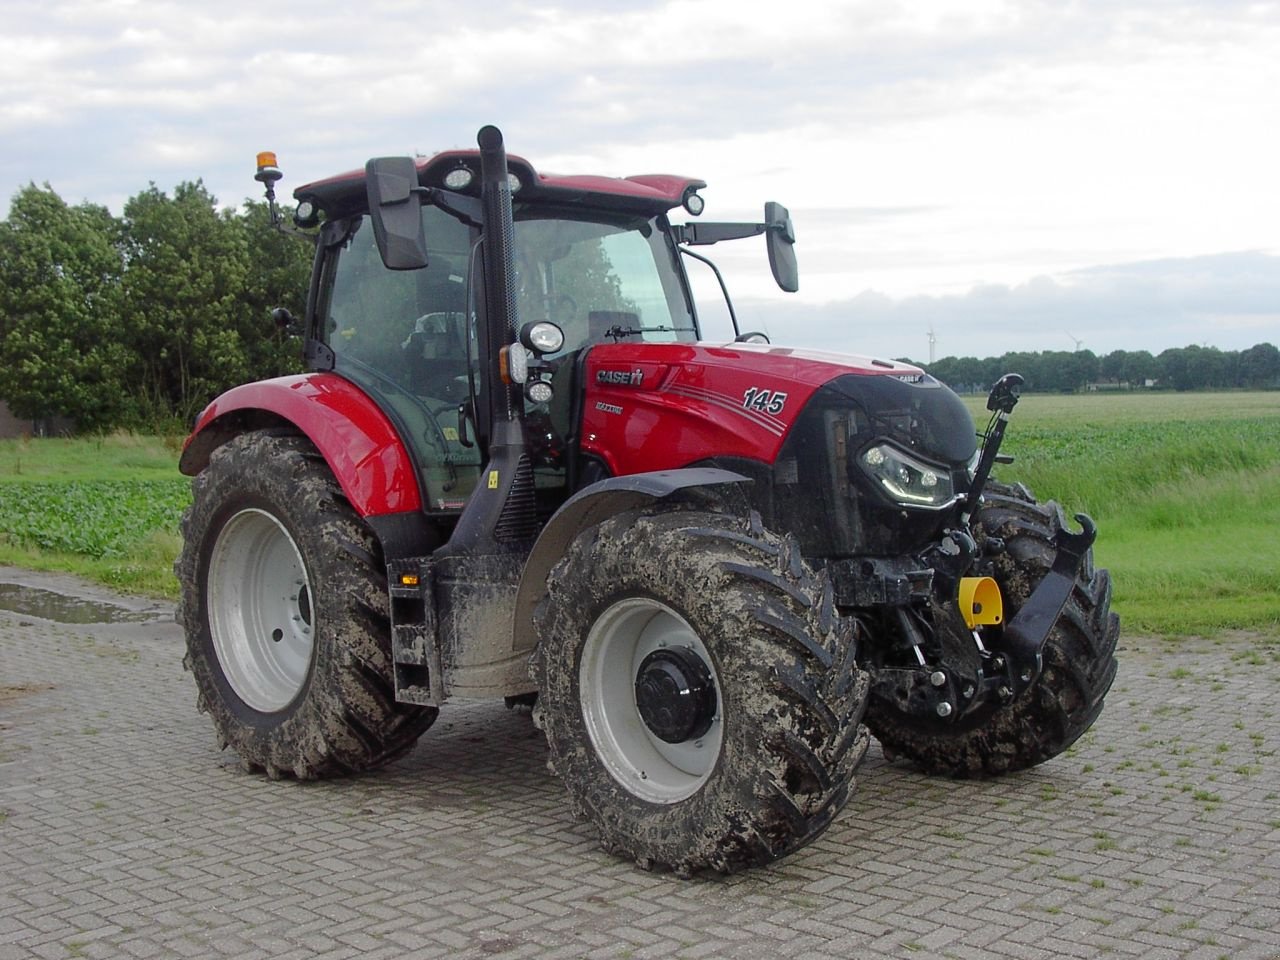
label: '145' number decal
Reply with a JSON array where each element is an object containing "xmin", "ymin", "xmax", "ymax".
[{"xmin": 743, "ymin": 386, "xmax": 788, "ymax": 415}]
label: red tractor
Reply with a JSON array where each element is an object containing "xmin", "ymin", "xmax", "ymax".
[{"xmin": 176, "ymin": 125, "xmax": 1118, "ymax": 874}]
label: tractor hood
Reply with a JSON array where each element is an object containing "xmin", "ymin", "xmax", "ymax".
[{"xmin": 577, "ymin": 341, "xmax": 974, "ymax": 476}]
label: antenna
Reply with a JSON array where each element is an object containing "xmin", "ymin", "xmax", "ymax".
[
  {"xmin": 927, "ymin": 324, "xmax": 937, "ymax": 364},
  {"xmin": 1065, "ymin": 330, "xmax": 1084, "ymax": 352}
]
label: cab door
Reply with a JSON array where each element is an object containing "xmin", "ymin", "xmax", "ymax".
[{"xmin": 318, "ymin": 207, "xmax": 483, "ymax": 515}]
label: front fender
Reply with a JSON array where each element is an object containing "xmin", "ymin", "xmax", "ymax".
[
  {"xmin": 510, "ymin": 467, "xmax": 749, "ymax": 658},
  {"xmin": 179, "ymin": 374, "xmax": 422, "ymax": 516}
]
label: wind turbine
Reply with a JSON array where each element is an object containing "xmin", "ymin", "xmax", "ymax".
[
  {"xmin": 927, "ymin": 324, "xmax": 937, "ymax": 364},
  {"xmin": 1065, "ymin": 331, "xmax": 1084, "ymax": 352}
]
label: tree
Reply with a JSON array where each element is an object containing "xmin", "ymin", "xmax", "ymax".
[
  {"xmin": 236, "ymin": 200, "xmax": 311, "ymax": 380},
  {"xmin": 1157, "ymin": 347, "xmax": 1192, "ymax": 390},
  {"xmin": 1122, "ymin": 349, "xmax": 1157, "ymax": 386},
  {"xmin": 993, "ymin": 352, "xmax": 1043, "ymax": 391},
  {"xmin": 1238, "ymin": 342, "xmax": 1280, "ymax": 388},
  {"xmin": 1157, "ymin": 345, "xmax": 1234, "ymax": 391},
  {"xmin": 117, "ymin": 181, "xmax": 253, "ymax": 424},
  {"xmin": 0, "ymin": 184, "xmax": 131, "ymax": 430}
]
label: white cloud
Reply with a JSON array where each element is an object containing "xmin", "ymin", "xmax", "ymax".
[
  {"xmin": 726, "ymin": 251, "xmax": 1280, "ymax": 362},
  {"xmin": 1, "ymin": 0, "xmax": 1277, "ymax": 358}
]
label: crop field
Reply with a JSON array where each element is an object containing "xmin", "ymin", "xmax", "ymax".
[
  {"xmin": 1, "ymin": 391, "xmax": 1277, "ymax": 637},
  {"xmin": 0, "ymin": 433, "xmax": 186, "ymax": 595},
  {"xmin": 964, "ymin": 390, "xmax": 1280, "ymax": 636}
]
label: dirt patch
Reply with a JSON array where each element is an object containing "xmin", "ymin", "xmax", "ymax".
[{"xmin": 0, "ymin": 682, "xmax": 55, "ymax": 707}]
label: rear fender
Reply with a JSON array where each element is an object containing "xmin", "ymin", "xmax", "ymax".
[
  {"xmin": 511, "ymin": 468, "xmax": 750, "ymax": 659},
  {"xmin": 179, "ymin": 374, "xmax": 422, "ymax": 516}
]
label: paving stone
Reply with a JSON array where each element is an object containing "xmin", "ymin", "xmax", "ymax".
[{"xmin": 1, "ymin": 570, "xmax": 1279, "ymax": 959}]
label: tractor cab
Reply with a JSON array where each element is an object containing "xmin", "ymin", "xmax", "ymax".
[{"xmin": 289, "ymin": 143, "xmax": 784, "ymax": 534}]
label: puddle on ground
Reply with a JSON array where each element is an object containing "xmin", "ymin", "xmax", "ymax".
[{"xmin": 0, "ymin": 583, "xmax": 163, "ymax": 624}]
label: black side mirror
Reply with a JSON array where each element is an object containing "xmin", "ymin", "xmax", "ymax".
[
  {"xmin": 271, "ymin": 307, "xmax": 302, "ymax": 336},
  {"xmin": 764, "ymin": 201, "xmax": 798, "ymax": 293},
  {"xmin": 365, "ymin": 156, "xmax": 429, "ymax": 270}
]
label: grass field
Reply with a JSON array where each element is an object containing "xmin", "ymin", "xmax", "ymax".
[
  {"xmin": 1, "ymin": 391, "xmax": 1277, "ymax": 637},
  {"xmin": 963, "ymin": 391, "xmax": 1280, "ymax": 637},
  {"xmin": 0, "ymin": 433, "xmax": 187, "ymax": 595}
]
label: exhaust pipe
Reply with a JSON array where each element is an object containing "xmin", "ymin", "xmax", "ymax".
[
  {"xmin": 444, "ymin": 125, "xmax": 537, "ymax": 551},
  {"xmin": 477, "ymin": 125, "xmax": 522, "ymax": 422}
]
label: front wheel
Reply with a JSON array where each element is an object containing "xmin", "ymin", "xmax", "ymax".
[
  {"xmin": 176, "ymin": 431, "xmax": 436, "ymax": 779},
  {"xmin": 865, "ymin": 482, "xmax": 1119, "ymax": 776},
  {"xmin": 532, "ymin": 509, "xmax": 869, "ymax": 874}
]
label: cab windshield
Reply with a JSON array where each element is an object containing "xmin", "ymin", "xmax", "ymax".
[{"xmin": 511, "ymin": 212, "xmax": 696, "ymax": 353}]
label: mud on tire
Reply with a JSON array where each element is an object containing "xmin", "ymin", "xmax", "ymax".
[
  {"xmin": 532, "ymin": 508, "xmax": 870, "ymax": 874},
  {"xmin": 866, "ymin": 481, "xmax": 1119, "ymax": 777},
  {"xmin": 176, "ymin": 431, "xmax": 436, "ymax": 779}
]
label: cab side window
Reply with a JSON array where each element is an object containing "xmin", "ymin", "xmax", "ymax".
[
  {"xmin": 324, "ymin": 209, "xmax": 481, "ymax": 512},
  {"xmin": 328, "ymin": 211, "xmax": 472, "ymax": 401}
]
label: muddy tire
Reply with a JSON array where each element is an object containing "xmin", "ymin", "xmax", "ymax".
[
  {"xmin": 867, "ymin": 481, "xmax": 1119, "ymax": 776},
  {"xmin": 176, "ymin": 431, "xmax": 436, "ymax": 779},
  {"xmin": 532, "ymin": 509, "xmax": 869, "ymax": 874}
]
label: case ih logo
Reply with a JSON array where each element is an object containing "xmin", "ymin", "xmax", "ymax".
[{"xmin": 597, "ymin": 368, "xmax": 644, "ymax": 387}]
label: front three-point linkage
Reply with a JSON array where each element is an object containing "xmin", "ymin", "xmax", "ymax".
[
  {"xmin": 888, "ymin": 373, "xmax": 1101, "ymax": 723},
  {"xmin": 961, "ymin": 372, "xmax": 1099, "ymax": 710}
]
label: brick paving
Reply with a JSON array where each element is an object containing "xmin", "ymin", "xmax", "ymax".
[{"xmin": 1, "ymin": 565, "xmax": 1277, "ymax": 960}]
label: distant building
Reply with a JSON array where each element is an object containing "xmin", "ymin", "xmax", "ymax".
[
  {"xmin": 0, "ymin": 401, "xmax": 74, "ymax": 439},
  {"xmin": 1085, "ymin": 379, "xmax": 1158, "ymax": 392}
]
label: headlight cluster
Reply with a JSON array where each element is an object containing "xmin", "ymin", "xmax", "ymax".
[
  {"xmin": 498, "ymin": 320, "xmax": 565, "ymax": 405},
  {"xmin": 858, "ymin": 442, "xmax": 956, "ymax": 509}
]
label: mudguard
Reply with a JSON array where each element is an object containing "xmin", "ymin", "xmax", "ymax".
[
  {"xmin": 510, "ymin": 468, "xmax": 750, "ymax": 657},
  {"xmin": 178, "ymin": 373, "xmax": 422, "ymax": 517}
]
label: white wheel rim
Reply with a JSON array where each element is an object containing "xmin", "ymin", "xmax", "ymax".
[
  {"xmin": 207, "ymin": 508, "xmax": 314, "ymax": 713},
  {"xmin": 579, "ymin": 597, "xmax": 723, "ymax": 804}
]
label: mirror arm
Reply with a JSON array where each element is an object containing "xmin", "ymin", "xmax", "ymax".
[
  {"xmin": 423, "ymin": 188, "xmax": 484, "ymax": 228},
  {"xmin": 671, "ymin": 222, "xmax": 768, "ymax": 246}
]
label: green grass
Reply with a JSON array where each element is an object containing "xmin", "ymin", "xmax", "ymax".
[
  {"xmin": 0, "ymin": 431, "xmax": 183, "ymax": 482},
  {"xmin": 0, "ymin": 433, "xmax": 187, "ymax": 596},
  {"xmin": 964, "ymin": 391, "xmax": 1280, "ymax": 637},
  {"xmin": 2, "ymin": 391, "xmax": 1278, "ymax": 634}
]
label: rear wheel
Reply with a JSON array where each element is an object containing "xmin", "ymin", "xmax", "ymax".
[
  {"xmin": 866, "ymin": 481, "xmax": 1119, "ymax": 776},
  {"xmin": 532, "ymin": 509, "xmax": 869, "ymax": 874},
  {"xmin": 176, "ymin": 431, "xmax": 436, "ymax": 779}
]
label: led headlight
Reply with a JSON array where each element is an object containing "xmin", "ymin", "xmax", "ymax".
[
  {"xmin": 525, "ymin": 379, "xmax": 554, "ymax": 404},
  {"xmin": 443, "ymin": 167, "xmax": 474, "ymax": 190},
  {"xmin": 520, "ymin": 320, "xmax": 565, "ymax": 355},
  {"xmin": 293, "ymin": 200, "xmax": 319, "ymax": 228},
  {"xmin": 858, "ymin": 442, "xmax": 956, "ymax": 509}
]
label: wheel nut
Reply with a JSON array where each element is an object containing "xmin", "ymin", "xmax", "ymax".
[
  {"xmin": 936, "ymin": 702, "xmax": 953, "ymax": 718},
  {"xmin": 930, "ymin": 671, "xmax": 947, "ymax": 687}
]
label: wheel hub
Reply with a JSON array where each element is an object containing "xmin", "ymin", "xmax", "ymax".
[
  {"xmin": 634, "ymin": 647, "xmax": 717, "ymax": 744},
  {"xmin": 207, "ymin": 508, "xmax": 314, "ymax": 713},
  {"xmin": 579, "ymin": 597, "xmax": 724, "ymax": 803}
]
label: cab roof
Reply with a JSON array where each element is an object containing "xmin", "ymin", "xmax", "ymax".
[{"xmin": 295, "ymin": 148, "xmax": 706, "ymax": 221}]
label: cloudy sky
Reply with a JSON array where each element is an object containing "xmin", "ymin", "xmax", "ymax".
[{"xmin": 3, "ymin": 0, "xmax": 1277, "ymax": 362}]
